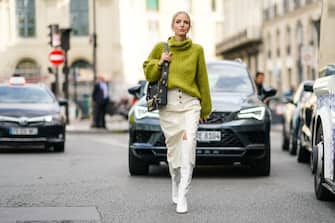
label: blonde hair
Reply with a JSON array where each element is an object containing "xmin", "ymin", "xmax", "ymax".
[{"xmin": 171, "ymin": 11, "xmax": 191, "ymax": 27}]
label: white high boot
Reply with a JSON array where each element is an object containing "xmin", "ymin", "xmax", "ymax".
[
  {"xmin": 176, "ymin": 164, "xmax": 193, "ymax": 214},
  {"xmin": 176, "ymin": 133, "xmax": 194, "ymax": 214},
  {"xmin": 169, "ymin": 163, "xmax": 180, "ymax": 204}
]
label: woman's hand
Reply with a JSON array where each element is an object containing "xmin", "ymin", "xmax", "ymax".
[
  {"xmin": 199, "ymin": 118, "xmax": 207, "ymax": 124},
  {"xmin": 159, "ymin": 52, "xmax": 172, "ymax": 65}
]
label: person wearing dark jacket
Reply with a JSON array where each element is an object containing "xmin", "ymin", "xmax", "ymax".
[
  {"xmin": 92, "ymin": 75, "xmax": 109, "ymax": 128},
  {"xmin": 255, "ymin": 71, "xmax": 265, "ymax": 97}
]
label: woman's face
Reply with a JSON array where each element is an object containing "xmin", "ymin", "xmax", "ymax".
[{"xmin": 172, "ymin": 13, "xmax": 190, "ymax": 37}]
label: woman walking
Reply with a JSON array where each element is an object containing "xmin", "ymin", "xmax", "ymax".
[{"xmin": 143, "ymin": 11, "xmax": 212, "ymax": 214}]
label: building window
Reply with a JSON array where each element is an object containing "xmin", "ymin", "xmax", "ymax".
[
  {"xmin": 16, "ymin": 0, "xmax": 35, "ymax": 37},
  {"xmin": 274, "ymin": 4, "xmax": 278, "ymax": 17},
  {"xmin": 276, "ymin": 29, "xmax": 280, "ymax": 57},
  {"xmin": 70, "ymin": 0, "xmax": 89, "ymax": 36},
  {"xmin": 286, "ymin": 26, "xmax": 291, "ymax": 55},
  {"xmin": 146, "ymin": 0, "xmax": 159, "ymax": 11},
  {"xmin": 287, "ymin": 46, "xmax": 291, "ymax": 55},
  {"xmin": 267, "ymin": 33, "xmax": 272, "ymax": 59},
  {"xmin": 263, "ymin": 8, "xmax": 270, "ymax": 20},
  {"xmin": 287, "ymin": 68, "xmax": 292, "ymax": 88},
  {"xmin": 15, "ymin": 59, "xmax": 40, "ymax": 78},
  {"xmin": 294, "ymin": 0, "xmax": 301, "ymax": 9},
  {"xmin": 283, "ymin": 0, "xmax": 289, "ymax": 13},
  {"xmin": 296, "ymin": 21, "xmax": 304, "ymax": 44}
]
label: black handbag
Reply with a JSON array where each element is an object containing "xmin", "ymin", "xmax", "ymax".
[{"xmin": 146, "ymin": 42, "xmax": 169, "ymax": 112}]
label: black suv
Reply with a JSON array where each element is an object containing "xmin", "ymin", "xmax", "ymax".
[{"xmin": 128, "ymin": 60, "xmax": 276, "ymax": 176}]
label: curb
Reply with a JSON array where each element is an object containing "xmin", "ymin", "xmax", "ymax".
[{"xmin": 66, "ymin": 129, "xmax": 128, "ymax": 134}]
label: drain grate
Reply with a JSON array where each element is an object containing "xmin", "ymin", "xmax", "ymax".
[
  {"xmin": 0, "ymin": 207, "xmax": 101, "ymax": 223},
  {"xmin": 16, "ymin": 221, "xmax": 99, "ymax": 223}
]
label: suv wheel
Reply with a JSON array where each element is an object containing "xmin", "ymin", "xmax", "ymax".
[
  {"xmin": 297, "ymin": 128, "xmax": 309, "ymax": 163},
  {"xmin": 53, "ymin": 143, "xmax": 65, "ymax": 152},
  {"xmin": 314, "ymin": 125, "xmax": 334, "ymax": 200},
  {"xmin": 128, "ymin": 147, "xmax": 149, "ymax": 175},
  {"xmin": 282, "ymin": 120, "xmax": 289, "ymax": 151},
  {"xmin": 289, "ymin": 124, "xmax": 297, "ymax": 155},
  {"xmin": 252, "ymin": 132, "xmax": 270, "ymax": 176}
]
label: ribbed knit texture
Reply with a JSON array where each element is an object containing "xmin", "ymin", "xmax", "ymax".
[{"xmin": 143, "ymin": 37, "xmax": 212, "ymax": 119}]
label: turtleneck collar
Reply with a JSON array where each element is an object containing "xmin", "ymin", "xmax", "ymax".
[{"xmin": 168, "ymin": 36, "xmax": 192, "ymax": 51}]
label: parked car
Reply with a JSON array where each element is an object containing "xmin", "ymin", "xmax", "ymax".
[
  {"xmin": 311, "ymin": 0, "xmax": 335, "ymax": 201},
  {"xmin": 0, "ymin": 76, "xmax": 66, "ymax": 152},
  {"xmin": 311, "ymin": 65, "xmax": 335, "ymax": 200},
  {"xmin": 296, "ymin": 82, "xmax": 316, "ymax": 163},
  {"xmin": 282, "ymin": 81, "xmax": 313, "ymax": 155},
  {"xmin": 128, "ymin": 60, "xmax": 276, "ymax": 176}
]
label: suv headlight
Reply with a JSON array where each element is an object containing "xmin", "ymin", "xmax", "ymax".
[
  {"xmin": 45, "ymin": 114, "xmax": 63, "ymax": 122},
  {"xmin": 134, "ymin": 106, "xmax": 159, "ymax": 119},
  {"xmin": 30, "ymin": 114, "xmax": 63, "ymax": 123},
  {"xmin": 237, "ymin": 107, "xmax": 266, "ymax": 120}
]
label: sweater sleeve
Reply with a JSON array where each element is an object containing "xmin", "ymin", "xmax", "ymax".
[
  {"xmin": 196, "ymin": 46, "xmax": 212, "ymax": 119},
  {"xmin": 143, "ymin": 42, "xmax": 163, "ymax": 82}
]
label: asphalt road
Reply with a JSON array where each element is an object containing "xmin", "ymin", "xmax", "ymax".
[{"xmin": 1, "ymin": 129, "xmax": 335, "ymax": 223}]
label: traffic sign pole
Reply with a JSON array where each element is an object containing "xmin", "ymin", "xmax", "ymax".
[{"xmin": 55, "ymin": 66, "xmax": 59, "ymax": 98}]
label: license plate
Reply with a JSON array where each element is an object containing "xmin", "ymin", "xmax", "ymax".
[
  {"xmin": 197, "ymin": 131, "xmax": 221, "ymax": 142},
  {"xmin": 10, "ymin": 128, "xmax": 38, "ymax": 135}
]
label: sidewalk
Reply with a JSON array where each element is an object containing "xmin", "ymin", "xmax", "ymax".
[
  {"xmin": 66, "ymin": 114, "xmax": 129, "ymax": 134},
  {"xmin": 66, "ymin": 115, "xmax": 282, "ymax": 134}
]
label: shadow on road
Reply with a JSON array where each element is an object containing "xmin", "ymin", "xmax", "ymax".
[
  {"xmin": 135, "ymin": 163, "xmax": 267, "ymax": 179},
  {"xmin": 0, "ymin": 147, "xmax": 58, "ymax": 154}
]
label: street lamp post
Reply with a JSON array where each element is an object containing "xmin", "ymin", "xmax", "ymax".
[{"xmin": 92, "ymin": 0, "xmax": 97, "ymax": 85}]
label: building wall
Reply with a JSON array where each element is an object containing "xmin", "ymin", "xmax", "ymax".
[
  {"xmin": 0, "ymin": 0, "xmax": 120, "ymax": 85},
  {"xmin": 119, "ymin": 0, "xmax": 223, "ymax": 85},
  {"xmin": 0, "ymin": 0, "xmax": 223, "ymax": 89},
  {"xmin": 222, "ymin": 0, "xmax": 263, "ymax": 40},
  {"xmin": 216, "ymin": 0, "xmax": 263, "ymax": 77},
  {"xmin": 262, "ymin": 0, "xmax": 321, "ymax": 93}
]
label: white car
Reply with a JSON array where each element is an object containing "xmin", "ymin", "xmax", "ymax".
[
  {"xmin": 312, "ymin": 65, "xmax": 335, "ymax": 200},
  {"xmin": 311, "ymin": 0, "xmax": 335, "ymax": 200}
]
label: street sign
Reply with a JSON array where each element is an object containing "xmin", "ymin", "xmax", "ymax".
[{"xmin": 48, "ymin": 48, "xmax": 65, "ymax": 66}]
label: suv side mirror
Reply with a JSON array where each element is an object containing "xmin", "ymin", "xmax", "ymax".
[
  {"xmin": 263, "ymin": 87, "xmax": 277, "ymax": 98},
  {"xmin": 303, "ymin": 82, "xmax": 314, "ymax": 92},
  {"xmin": 128, "ymin": 85, "xmax": 143, "ymax": 99},
  {"xmin": 58, "ymin": 99, "xmax": 68, "ymax": 106}
]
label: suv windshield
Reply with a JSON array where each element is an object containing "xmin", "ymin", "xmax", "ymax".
[
  {"xmin": 207, "ymin": 63, "xmax": 254, "ymax": 94},
  {"xmin": 0, "ymin": 86, "xmax": 54, "ymax": 104}
]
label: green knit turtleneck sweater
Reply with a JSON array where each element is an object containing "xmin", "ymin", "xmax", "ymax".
[{"xmin": 143, "ymin": 37, "xmax": 212, "ymax": 119}]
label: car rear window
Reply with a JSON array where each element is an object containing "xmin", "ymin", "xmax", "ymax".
[
  {"xmin": 0, "ymin": 86, "xmax": 54, "ymax": 104},
  {"xmin": 207, "ymin": 63, "xmax": 254, "ymax": 93}
]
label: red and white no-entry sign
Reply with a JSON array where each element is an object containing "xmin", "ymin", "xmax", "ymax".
[{"xmin": 48, "ymin": 48, "xmax": 65, "ymax": 66}]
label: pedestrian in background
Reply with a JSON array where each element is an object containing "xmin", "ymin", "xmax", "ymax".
[
  {"xmin": 92, "ymin": 75, "xmax": 109, "ymax": 128},
  {"xmin": 143, "ymin": 11, "xmax": 212, "ymax": 214},
  {"xmin": 254, "ymin": 71, "xmax": 265, "ymax": 97},
  {"xmin": 254, "ymin": 71, "xmax": 272, "ymax": 105}
]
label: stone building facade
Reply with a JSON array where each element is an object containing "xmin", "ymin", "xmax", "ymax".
[
  {"xmin": 0, "ymin": 0, "xmax": 224, "ymax": 99},
  {"xmin": 216, "ymin": 0, "xmax": 264, "ymax": 78},
  {"xmin": 262, "ymin": 0, "xmax": 321, "ymax": 94},
  {"xmin": 216, "ymin": 0, "xmax": 321, "ymax": 94}
]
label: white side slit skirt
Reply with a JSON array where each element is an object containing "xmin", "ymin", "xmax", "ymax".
[{"xmin": 159, "ymin": 89, "xmax": 201, "ymax": 169}]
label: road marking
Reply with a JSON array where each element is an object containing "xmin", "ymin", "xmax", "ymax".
[{"xmin": 0, "ymin": 207, "xmax": 101, "ymax": 223}]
